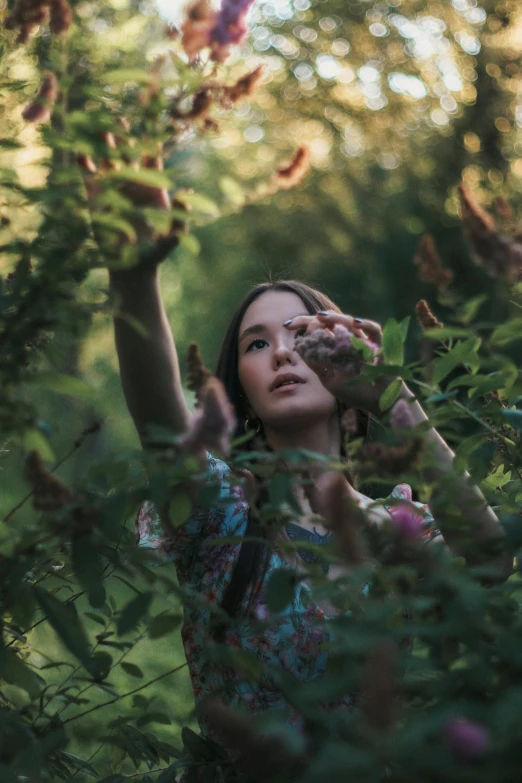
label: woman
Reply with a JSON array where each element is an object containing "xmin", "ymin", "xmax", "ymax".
[{"xmin": 111, "ymin": 261, "xmax": 511, "ymax": 765}]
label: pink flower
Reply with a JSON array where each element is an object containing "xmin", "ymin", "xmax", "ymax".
[
  {"xmin": 181, "ymin": 377, "xmax": 236, "ymax": 457},
  {"xmin": 444, "ymin": 719, "xmax": 489, "ymax": 760},
  {"xmin": 389, "ymin": 503, "xmax": 424, "ymax": 541},
  {"xmin": 210, "ymin": 0, "xmax": 256, "ymax": 60}
]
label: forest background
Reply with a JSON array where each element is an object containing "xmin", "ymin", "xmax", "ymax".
[{"xmin": 1, "ymin": 0, "xmax": 522, "ymax": 779}]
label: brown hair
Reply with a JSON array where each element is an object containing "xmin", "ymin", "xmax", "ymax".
[{"xmin": 214, "ymin": 280, "xmax": 365, "ymax": 621}]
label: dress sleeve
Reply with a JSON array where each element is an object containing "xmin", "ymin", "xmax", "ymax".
[
  {"xmin": 135, "ymin": 452, "xmax": 249, "ymax": 585},
  {"xmin": 387, "ymin": 483, "xmax": 442, "ymax": 544}
]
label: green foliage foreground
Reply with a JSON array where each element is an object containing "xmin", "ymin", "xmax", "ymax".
[{"xmin": 1, "ymin": 1, "xmax": 522, "ymax": 781}]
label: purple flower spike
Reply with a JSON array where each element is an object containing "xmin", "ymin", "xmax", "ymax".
[
  {"xmin": 444, "ymin": 719, "xmax": 489, "ymax": 761},
  {"xmin": 209, "ymin": 0, "xmax": 256, "ymax": 59},
  {"xmin": 391, "ymin": 398, "xmax": 415, "ymax": 430},
  {"xmin": 388, "ymin": 503, "xmax": 424, "ymax": 541}
]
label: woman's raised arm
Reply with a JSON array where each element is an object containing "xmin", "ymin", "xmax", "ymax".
[{"xmin": 110, "ymin": 265, "xmax": 192, "ymax": 448}]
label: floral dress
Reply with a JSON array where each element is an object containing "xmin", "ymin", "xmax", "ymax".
[{"xmin": 136, "ymin": 452, "xmax": 438, "ymax": 740}]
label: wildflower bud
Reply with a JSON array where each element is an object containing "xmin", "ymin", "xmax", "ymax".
[
  {"xmin": 180, "ymin": 377, "xmax": 236, "ymax": 457},
  {"xmin": 22, "ymin": 72, "xmax": 59, "ymax": 124},
  {"xmin": 77, "ymin": 154, "xmax": 97, "ymax": 174},
  {"xmin": 48, "ymin": 0, "xmax": 73, "ymax": 34},
  {"xmin": 361, "ymin": 643, "xmax": 398, "ymax": 731},
  {"xmin": 458, "ymin": 184, "xmax": 522, "ymax": 281},
  {"xmin": 181, "ymin": 0, "xmax": 217, "ymax": 59},
  {"xmin": 357, "ymin": 440, "xmax": 423, "ymax": 479},
  {"xmin": 25, "ymin": 450, "xmax": 71, "ymax": 511},
  {"xmin": 275, "ymin": 146, "xmax": 311, "ymax": 191},
  {"xmin": 201, "ymin": 699, "xmax": 304, "ymax": 782},
  {"xmin": 223, "ymin": 65, "xmax": 264, "ymax": 104},
  {"xmin": 388, "ymin": 503, "xmax": 424, "ymax": 541},
  {"xmin": 341, "ymin": 408, "xmax": 358, "ymax": 435},
  {"xmin": 415, "ymin": 299, "xmax": 443, "ymax": 331},
  {"xmin": 413, "ymin": 234, "xmax": 454, "ymax": 289},
  {"xmin": 444, "ymin": 719, "xmax": 489, "ymax": 760},
  {"xmin": 185, "ymin": 341, "xmax": 211, "ymax": 406},
  {"xmin": 391, "ymin": 399, "xmax": 415, "ymax": 430}
]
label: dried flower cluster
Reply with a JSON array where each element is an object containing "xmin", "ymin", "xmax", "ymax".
[
  {"xmin": 222, "ymin": 65, "xmax": 265, "ymax": 105},
  {"xmin": 4, "ymin": 0, "xmax": 72, "ymax": 43},
  {"xmin": 413, "ymin": 234, "xmax": 454, "ymax": 290},
  {"xmin": 25, "ymin": 450, "xmax": 71, "ymax": 511},
  {"xmin": 459, "ymin": 184, "xmax": 522, "ymax": 282},
  {"xmin": 387, "ymin": 503, "xmax": 424, "ymax": 541},
  {"xmin": 361, "ymin": 643, "xmax": 398, "ymax": 731},
  {"xmin": 181, "ymin": 377, "xmax": 236, "ymax": 456},
  {"xmin": 320, "ymin": 472, "xmax": 364, "ymax": 566},
  {"xmin": 170, "ymin": 66, "xmax": 264, "ymax": 132},
  {"xmin": 21, "ymin": 72, "xmax": 59, "ymax": 124},
  {"xmin": 390, "ymin": 398, "xmax": 415, "ymax": 430},
  {"xmin": 294, "ymin": 324, "xmax": 380, "ymax": 373},
  {"xmin": 415, "ymin": 298, "xmax": 443, "ymax": 331},
  {"xmin": 181, "ymin": 0, "xmax": 255, "ymax": 62},
  {"xmin": 201, "ymin": 700, "xmax": 304, "ymax": 782},
  {"xmin": 275, "ymin": 146, "xmax": 311, "ymax": 191},
  {"xmin": 185, "ymin": 341, "xmax": 211, "ymax": 406},
  {"xmin": 340, "ymin": 407, "xmax": 359, "ymax": 435},
  {"xmin": 356, "ymin": 439, "xmax": 423, "ymax": 479}
]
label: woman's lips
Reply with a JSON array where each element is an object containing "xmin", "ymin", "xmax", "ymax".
[{"xmin": 271, "ymin": 381, "xmax": 304, "ymax": 393}]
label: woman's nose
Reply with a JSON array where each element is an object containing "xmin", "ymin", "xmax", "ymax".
[{"xmin": 272, "ymin": 337, "xmax": 297, "ymax": 367}]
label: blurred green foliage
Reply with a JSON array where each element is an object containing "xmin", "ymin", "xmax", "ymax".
[{"xmin": 0, "ymin": 0, "xmax": 522, "ymax": 781}]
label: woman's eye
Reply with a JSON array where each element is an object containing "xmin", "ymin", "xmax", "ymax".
[{"xmin": 246, "ymin": 338, "xmax": 267, "ymax": 352}]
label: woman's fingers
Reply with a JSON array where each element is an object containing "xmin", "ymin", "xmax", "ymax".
[{"xmin": 317, "ymin": 311, "xmax": 383, "ymax": 345}]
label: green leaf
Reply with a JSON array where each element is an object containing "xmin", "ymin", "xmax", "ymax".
[
  {"xmin": 265, "ymin": 568, "xmax": 297, "ymax": 613},
  {"xmin": 456, "ymin": 294, "xmax": 487, "ymax": 324},
  {"xmin": 0, "ymin": 648, "xmax": 41, "ymax": 699},
  {"xmin": 71, "ymin": 535, "xmax": 106, "ymax": 609},
  {"xmin": 176, "ymin": 192, "xmax": 220, "ymax": 217},
  {"xmin": 104, "ymin": 68, "xmax": 153, "ymax": 84},
  {"xmin": 491, "ymin": 318, "xmax": 522, "ymax": 345},
  {"xmin": 120, "ymin": 661, "xmax": 144, "ymax": 678},
  {"xmin": 59, "ymin": 751, "xmax": 100, "ymax": 779},
  {"xmin": 92, "ymin": 213, "xmax": 138, "ymax": 242},
  {"xmin": 381, "ymin": 317, "xmax": 409, "ymax": 366},
  {"xmin": 168, "ymin": 492, "xmax": 193, "ymax": 528},
  {"xmin": 109, "ymin": 166, "xmax": 172, "ymax": 190},
  {"xmin": 379, "ymin": 378, "xmax": 403, "ymax": 412},
  {"xmin": 23, "ymin": 428, "xmax": 55, "ymax": 462},
  {"xmin": 136, "ymin": 712, "xmax": 172, "ymax": 727},
  {"xmin": 422, "ymin": 327, "xmax": 471, "ymax": 340},
  {"xmin": 219, "ymin": 176, "xmax": 244, "ymax": 206},
  {"xmin": 431, "ymin": 338, "xmax": 481, "ymax": 385},
  {"xmin": 501, "ymin": 409, "xmax": 522, "ymax": 432},
  {"xmin": 116, "ymin": 591, "xmax": 153, "ymax": 636},
  {"xmin": 178, "ymin": 233, "xmax": 200, "ymax": 255},
  {"xmin": 33, "ymin": 587, "xmax": 92, "ymax": 668},
  {"xmin": 148, "ymin": 613, "xmax": 182, "ymax": 639},
  {"xmin": 30, "ymin": 373, "xmax": 93, "ymax": 398},
  {"xmin": 483, "ymin": 464, "xmax": 512, "ymax": 490}
]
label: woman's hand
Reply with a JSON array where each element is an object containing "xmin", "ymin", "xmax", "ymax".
[
  {"xmin": 78, "ymin": 126, "xmax": 186, "ymax": 272},
  {"xmin": 285, "ymin": 310, "xmax": 405, "ymax": 418}
]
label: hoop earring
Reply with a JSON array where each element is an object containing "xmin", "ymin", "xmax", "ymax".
[{"xmin": 244, "ymin": 416, "xmax": 261, "ymax": 435}]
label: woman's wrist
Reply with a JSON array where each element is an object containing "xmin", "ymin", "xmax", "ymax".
[{"xmin": 109, "ymin": 264, "xmax": 159, "ymax": 293}]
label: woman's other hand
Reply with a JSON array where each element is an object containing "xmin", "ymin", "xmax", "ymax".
[{"xmin": 285, "ymin": 310, "xmax": 407, "ymax": 418}]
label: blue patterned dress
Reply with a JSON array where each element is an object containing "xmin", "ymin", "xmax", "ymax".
[{"xmin": 136, "ymin": 452, "xmax": 437, "ymax": 737}]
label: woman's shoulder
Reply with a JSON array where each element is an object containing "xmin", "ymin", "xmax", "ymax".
[{"xmin": 135, "ymin": 451, "xmax": 250, "ymax": 554}]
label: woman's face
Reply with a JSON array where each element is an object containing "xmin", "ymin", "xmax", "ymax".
[{"xmin": 237, "ymin": 290, "xmax": 337, "ymax": 430}]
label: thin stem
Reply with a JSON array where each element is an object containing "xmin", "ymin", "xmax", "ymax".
[{"xmin": 59, "ymin": 662, "xmax": 188, "ymax": 727}]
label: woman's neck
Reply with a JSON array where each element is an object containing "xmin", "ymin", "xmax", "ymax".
[{"xmin": 263, "ymin": 414, "xmax": 342, "ymax": 462}]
